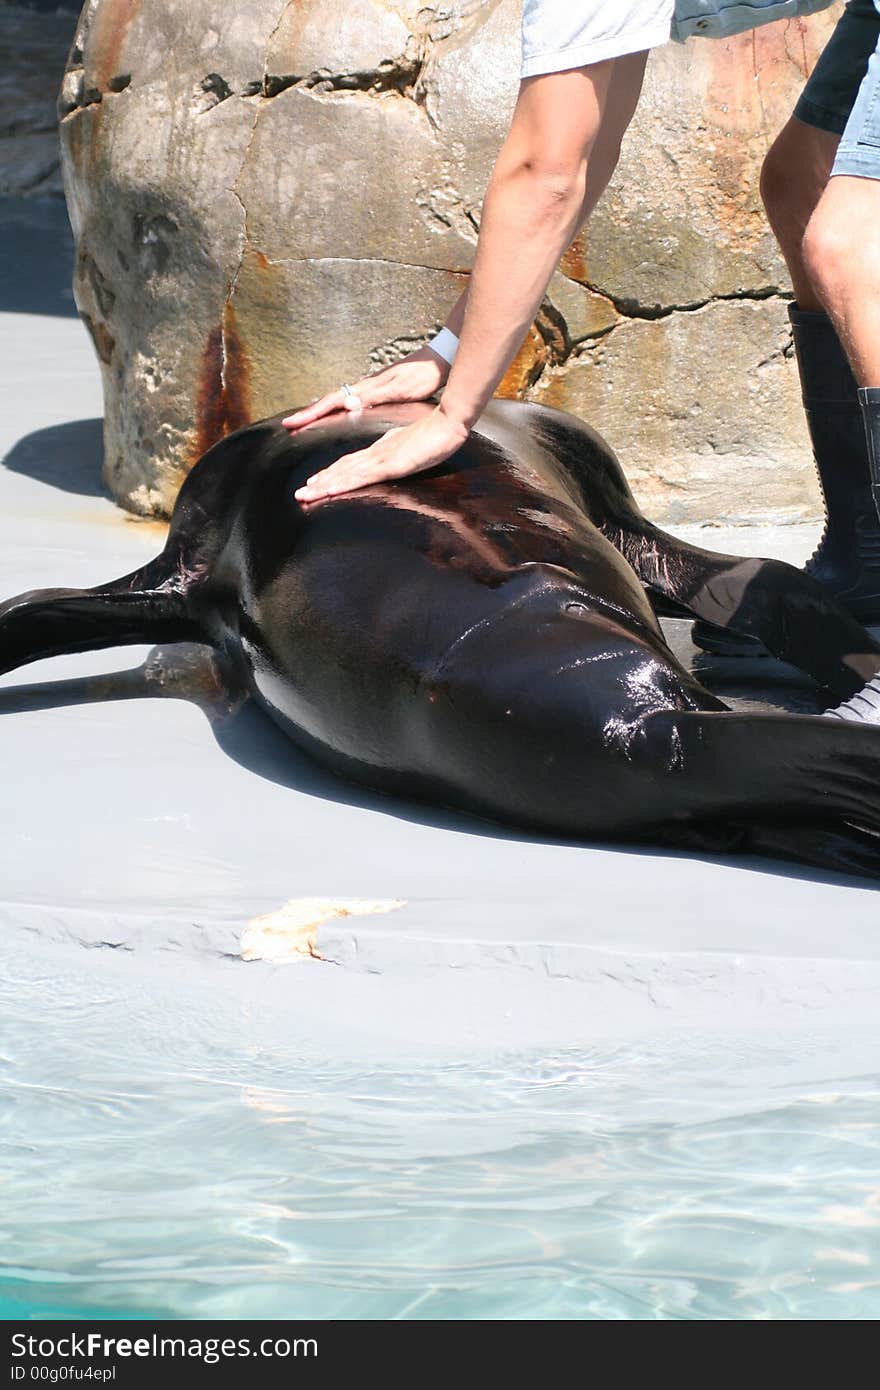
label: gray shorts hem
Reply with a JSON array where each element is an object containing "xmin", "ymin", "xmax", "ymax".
[{"xmin": 520, "ymin": 21, "xmax": 672, "ymax": 78}]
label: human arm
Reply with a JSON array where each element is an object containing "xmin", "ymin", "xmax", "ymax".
[{"xmin": 293, "ymin": 56, "xmax": 647, "ymax": 501}]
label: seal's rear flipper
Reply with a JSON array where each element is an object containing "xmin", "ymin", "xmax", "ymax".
[
  {"xmin": 744, "ymin": 819, "xmax": 880, "ymax": 881},
  {"xmin": 0, "ymin": 567, "xmax": 202, "ymax": 679},
  {"xmin": 607, "ymin": 518, "xmax": 880, "ymax": 700},
  {"xmin": 620, "ymin": 706, "xmax": 880, "ymax": 880},
  {"xmin": 650, "ymin": 815, "xmax": 880, "ymax": 883}
]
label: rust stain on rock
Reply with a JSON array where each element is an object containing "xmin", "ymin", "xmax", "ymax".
[
  {"xmin": 537, "ymin": 366, "xmax": 577, "ymax": 413},
  {"xmin": 707, "ymin": 16, "xmax": 830, "ymax": 137},
  {"xmin": 194, "ymin": 301, "xmax": 253, "ymax": 460},
  {"xmin": 89, "ymin": 0, "xmax": 143, "ymax": 92},
  {"xmin": 560, "ymin": 231, "xmax": 589, "ymax": 285},
  {"xmin": 80, "ymin": 311, "xmax": 116, "ymax": 363},
  {"xmin": 496, "ymin": 323, "xmax": 547, "ymax": 399}
]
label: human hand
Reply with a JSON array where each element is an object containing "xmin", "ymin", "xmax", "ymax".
[
  {"xmin": 293, "ymin": 404, "xmax": 469, "ymax": 502},
  {"xmin": 282, "ymin": 346, "xmax": 450, "ymax": 432}
]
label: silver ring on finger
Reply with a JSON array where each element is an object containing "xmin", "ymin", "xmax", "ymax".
[{"xmin": 341, "ymin": 383, "xmax": 364, "ymax": 413}]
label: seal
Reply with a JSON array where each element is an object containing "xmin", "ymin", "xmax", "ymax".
[{"xmin": 4, "ymin": 398, "xmax": 880, "ymax": 878}]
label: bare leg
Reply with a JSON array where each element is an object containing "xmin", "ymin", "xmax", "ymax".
[
  {"xmin": 803, "ymin": 174, "xmax": 880, "ymax": 386},
  {"xmin": 760, "ymin": 115, "xmax": 840, "ymax": 311}
]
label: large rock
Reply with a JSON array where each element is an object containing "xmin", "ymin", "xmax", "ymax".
[{"xmin": 58, "ymin": 0, "xmax": 843, "ymax": 521}]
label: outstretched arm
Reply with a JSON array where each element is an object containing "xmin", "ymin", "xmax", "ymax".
[{"xmin": 291, "ymin": 56, "xmax": 648, "ymax": 502}]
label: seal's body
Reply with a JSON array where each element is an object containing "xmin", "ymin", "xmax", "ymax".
[{"xmin": 5, "ymin": 399, "xmax": 880, "ymax": 876}]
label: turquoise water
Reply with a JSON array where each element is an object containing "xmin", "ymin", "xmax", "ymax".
[{"xmin": 3, "ymin": 945, "xmax": 880, "ymax": 1321}]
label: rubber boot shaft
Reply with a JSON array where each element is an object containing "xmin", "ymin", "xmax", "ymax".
[
  {"xmin": 693, "ymin": 308, "xmax": 880, "ymax": 659},
  {"xmin": 796, "ymin": 313, "xmax": 880, "ymax": 610},
  {"xmin": 861, "ymin": 387, "xmax": 880, "ymax": 525}
]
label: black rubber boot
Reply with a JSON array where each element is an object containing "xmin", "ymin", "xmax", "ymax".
[
  {"xmin": 820, "ymin": 393, "xmax": 880, "ymax": 720},
  {"xmin": 862, "ymin": 386, "xmax": 880, "ymax": 523},
  {"xmin": 692, "ymin": 307, "xmax": 880, "ymax": 658}
]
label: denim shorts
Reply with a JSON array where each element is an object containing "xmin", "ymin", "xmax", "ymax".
[{"xmin": 794, "ymin": 0, "xmax": 880, "ymax": 178}]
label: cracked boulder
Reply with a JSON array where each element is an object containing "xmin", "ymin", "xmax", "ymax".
[
  {"xmin": 534, "ymin": 298, "xmax": 820, "ymax": 526},
  {"xmin": 59, "ymin": 0, "xmax": 841, "ymax": 520}
]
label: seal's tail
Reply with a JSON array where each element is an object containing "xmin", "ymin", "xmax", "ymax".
[{"xmin": 0, "ymin": 561, "xmax": 203, "ymax": 679}]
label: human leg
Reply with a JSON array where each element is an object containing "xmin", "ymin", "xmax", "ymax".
[
  {"xmin": 801, "ymin": 9, "xmax": 880, "ymax": 567},
  {"xmin": 693, "ymin": 1, "xmax": 880, "ymax": 655},
  {"xmin": 803, "ymin": 174, "xmax": 880, "ymax": 385},
  {"xmin": 760, "ymin": 116, "xmax": 840, "ymax": 311}
]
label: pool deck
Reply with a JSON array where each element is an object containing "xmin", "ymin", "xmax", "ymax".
[{"xmin": 3, "ymin": 199, "xmax": 880, "ymax": 1059}]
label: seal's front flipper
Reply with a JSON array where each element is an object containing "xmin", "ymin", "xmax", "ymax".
[
  {"xmin": 0, "ymin": 564, "xmax": 202, "ymax": 679},
  {"xmin": 0, "ymin": 643, "xmax": 243, "ymax": 725},
  {"xmin": 607, "ymin": 518, "xmax": 880, "ymax": 700}
]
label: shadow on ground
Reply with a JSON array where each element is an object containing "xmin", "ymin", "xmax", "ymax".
[
  {"xmin": 0, "ymin": 641, "xmax": 870, "ymax": 890},
  {"xmin": 0, "ymin": 196, "xmax": 76, "ymax": 317},
  {"xmin": 1, "ymin": 418, "xmax": 106, "ymax": 497}
]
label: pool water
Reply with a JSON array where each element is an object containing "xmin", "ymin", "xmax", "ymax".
[{"xmin": 3, "ymin": 938, "xmax": 880, "ymax": 1321}]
